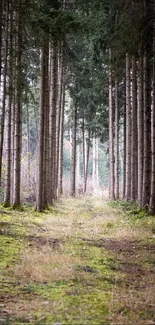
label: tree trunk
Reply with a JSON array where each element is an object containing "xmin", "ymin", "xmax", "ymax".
[
  {"xmin": 26, "ymin": 99, "xmax": 30, "ymax": 189},
  {"xmin": 76, "ymin": 143, "xmax": 80, "ymax": 189},
  {"xmin": 71, "ymin": 98, "xmax": 77, "ymax": 196},
  {"xmin": 0, "ymin": 0, "xmax": 9, "ymax": 187},
  {"xmin": 122, "ymin": 102, "xmax": 126, "ymax": 199},
  {"xmin": 142, "ymin": 54, "xmax": 151, "ymax": 207},
  {"xmin": 115, "ymin": 77, "xmax": 119, "ymax": 199},
  {"xmin": 109, "ymin": 49, "xmax": 115, "ymax": 199},
  {"xmin": 43, "ymin": 40, "xmax": 49, "ymax": 207},
  {"xmin": 131, "ymin": 56, "xmax": 138, "ymax": 201},
  {"xmin": 96, "ymin": 138, "xmax": 99, "ymax": 189},
  {"xmin": 13, "ymin": 0, "xmax": 23, "ymax": 207},
  {"xmin": 51, "ymin": 43, "xmax": 58, "ymax": 201},
  {"xmin": 137, "ymin": 54, "xmax": 144, "ymax": 206},
  {"xmin": 92, "ymin": 136, "xmax": 96, "ymax": 191},
  {"xmin": 59, "ymin": 82, "xmax": 65, "ymax": 195},
  {"xmin": 125, "ymin": 53, "xmax": 131, "ymax": 200},
  {"xmin": 0, "ymin": 0, "xmax": 2, "ymax": 86},
  {"xmin": 56, "ymin": 49, "xmax": 64, "ymax": 196},
  {"xmin": 36, "ymin": 44, "xmax": 46, "ymax": 211},
  {"xmin": 82, "ymin": 115, "xmax": 86, "ymax": 193},
  {"xmin": 4, "ymin": 0, "xmax": 13, "ymax": 206},
  {"xmin": 84, "ymin": 129, "xmax": 90, "ymax": 193},
  {"xmin": 150, "ymin": 0, "xmax": 155, "ymax": 214}
]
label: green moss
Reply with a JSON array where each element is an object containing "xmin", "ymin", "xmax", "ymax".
[
  {"xmin": 0, "ymin": 235, "xmax": 21, "ymax": 270},
  {"xmin": 19, "ymin": 280, "xmax": 111, "ymax": 325},
  {"xmin": 108, "ymin": 200, "xmax": 138, "ymax": 211},
  {"xmin": 11, "ymin": 204, "xmax": 24, "ymax": 211}
]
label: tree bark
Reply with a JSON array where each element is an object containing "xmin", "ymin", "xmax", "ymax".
[
  {"xmin": 59, "ymin": 81, "xmax": 65, "ymax": 195},
  {"xmin": 84, "ymin": 129, "xmax": 90, "ymax": 193},
  {"xmin": 71, "ymin": 97, "xmax": 77, "ymax": 196},
  {"xmin": 13, "ymin": 0, "xmax": 23, "ymax": 207},
  {"xmin": 122, "ymin": 102, "xmax": 126, "ymax": 199},
  {"xmin": 115, "ymin": 77, "xmax": 119, "ymax": 199},
  {"xmin": 26, "ymin": 99, "xmax": 30, "ymax": 189},
  {"xmin": 4, "ymin": 0, "xmax": 13, "ymax": 205},
  {"xmin": 137, "ymin": 54, "xmax": 144, "ymax": 206},
  {"xmin": 36, "ymin": 44, "xmax": 46, "ymax": 211},
  {"xmin": 51, "ymin": 43, "xmax": 58, "ymax": 201},
  {"xmin": 131, "ymin": 56, "xmax": 138, "ymax": 201},
  {"xmin": 56, "ymin": 49, "xmax": 64, "ymax": 196},
  {"xmin": 125, "ymin": 54, "xmax": 131, "ymax": 200},
  {"xmin": 0, "ymin": 0, "xmax": 9, "ymax": 187},
  {"xmin": 0, "ymin": 0, "xmax": 3, "ymax": 87},
  {"xmin": 43, "ymin": 40, "xmax": 49, "ymax": 207},
  {"xmin": 150, "ymin": 0, "xmax": 155, "ymax": 214},
  {"xmin": 82, "ymin": 114, "xmax": 86, "ymax": 193},
  {"xmin": 109, "ymin": 49, "xmax": 115, "ymax": 199},
  {"xmin": 142, "ymin": 54, "xmax": 151, "ymax": 207}
]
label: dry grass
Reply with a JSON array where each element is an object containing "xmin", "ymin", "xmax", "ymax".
[{"xmin": 12, "ymin": 247, "xmax": 83, "ymax": 283}]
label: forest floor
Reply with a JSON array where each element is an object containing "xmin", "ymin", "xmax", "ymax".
[{"xmin": 0, "ymin": 197, "xmax": 155, "ymax": 325}]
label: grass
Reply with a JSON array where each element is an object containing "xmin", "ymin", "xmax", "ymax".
[{"xmin": 0, "ymin": 198, "xmax": 155, "ymax": 324}]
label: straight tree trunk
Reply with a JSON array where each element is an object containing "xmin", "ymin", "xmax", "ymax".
[
  {"xmin": 56, "ymin": 50, "xmax": 64, "ymax": 196},
  {"xmin": 0, "ymin": 0, "xmax": 9, "ymax": 187},
  {"xmin": 13, "ymin": 0, "xmax": 23, "ymax": 207},
  {"xmin": 125, "ymin": 54, "xmax": 131, "ymax": 200},
  {"xmin": 96, "ymin": 138, "xmax": 99, "ymax": 189},
  {"xmin": 59, "ymin": 82, "xmax": 65, "ymax": 195},
  {"xmin": 82, "ymin": 115, "xmax": 86, "ymax": 193},
  {"xmin": 11, "ymin": 91, "xmax": 16, "ymax": 203},
  {"xmin": 84, "ymin": 129, "xmax": 90, "ymax": 193},
  {"xmin": 92, "ymin": 136, "xmax": 96, "ymax": 191},
  {"xmin": 137, "ymin": 54, "xmax": 144, "ymax": 205},
  {"xmin": 36, "ymin": 44, "xmax": 46, "ymax": 211},
  {"xmin": 76, "ymin": 143, "xmax": 80, "ymax": 189},
  {"xmin": 51, "ymin": 43, "xmax": 58, "ymax": 201},
  {"xmin": 122, "ymin": 102, "xmax": 126, "ymax": 199},
  {"xmin": 71, "ymin": 98, "xmax": 77, "ymax": 196},
  {"xmin": 4, "ymin": 0, "xmax": 13, "ymax": 205},
  {"xmin": 109, "ymin": 49, "xmax": 115, "ymax": 199},
  {"xmin": 115, "ymin": 77, "xmax": 119, "ymax": 199},
  {"xmin": 0, "ymin": 0, "xmax": 3, "ymax": 86},
  {"xmin": 131, "ymin": 56, "xmax": 138, "ymax": 201},
  {"xmin": 26, "ymin": 99, "xmax": 30, "ymax": 189},
  {"xmin": 43, "ymin": 40, "xmax": 49, "ymax": 207},
  {"xmin": 142, "ymin": 54, "xmax": 151, "ymax": 207},
  {"xmin": 150, "ymin": 0, "xmax": 155, "ymax": 214}
]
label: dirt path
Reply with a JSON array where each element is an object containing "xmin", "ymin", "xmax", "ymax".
[{"xmin": 0, "ymin": 198, "xmax": 155, "ymax": 324}]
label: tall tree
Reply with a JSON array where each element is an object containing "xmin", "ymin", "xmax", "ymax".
[
  {"xmin": 125, "ymin": 54, "xmax": 131, "ymax": 200},
  {"xmin": 131, "ymin": 56, "xmax": 137, "ymax": 201},
  {"xmin": 71, "ymin": 96, "xmax": 77, "ymax": 196},
  {"xmin": 0, "ymin": 0, "xmax": 9, "ymax": 187},
  {"xmin": 36, "ymin": 40, "xmax": 47, "ymax": 212},
  {"xmin": 114, "ymin": 77, "xmax": 119, "ymax": 199},
  {"xmin": 109, "ymin": 49, "xmax": 115, "ymax": 199},
  {"xmin": 137, "ymin": 54, "xmax": 144, "ymax": 206},
  {"xmin": 13, "ymin": 0, "xmax": 24, "ymax": 207},
  {"xmin": 4, "ymin": 0, "xmax": 13, "ymax": 206},
  {"xmin": 150, "ymin": 0, "xmax": 155, "ymax": 214}
]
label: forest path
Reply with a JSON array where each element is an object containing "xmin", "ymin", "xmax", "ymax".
[{"xmin": 0, "ymin": 198, "xmax": 155, "ymax": 324}]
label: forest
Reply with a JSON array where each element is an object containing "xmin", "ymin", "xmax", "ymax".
[
  {"xmin": 0, "ymin": 0, "xmax": 154, "ymax": 211},
  {"xmin": 0, "ymin": 0, "xmax": 155, "ymax": 324}
]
